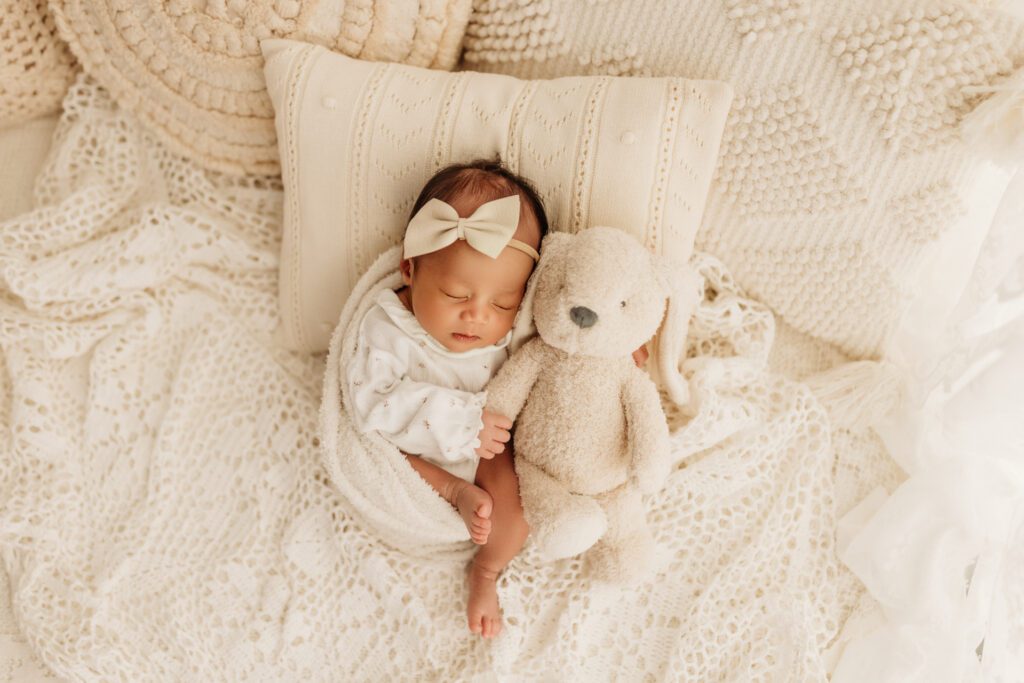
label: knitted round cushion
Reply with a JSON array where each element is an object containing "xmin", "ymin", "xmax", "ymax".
[
  {"xmin": 0, "ymin": 0, "xmax": 77, "ymax": 127},
  {"xmin": 47, "ymin": 0, "xmax": 474, "ymax": 176}
]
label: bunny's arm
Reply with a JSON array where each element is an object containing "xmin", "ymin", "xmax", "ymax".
[
  {"xmin": 622, "ymin": 365, "xmax": 672, "ymax": 495},
  {"xmin": 485, "ymin": 336, "xmax": 547, "ymax": 422}
]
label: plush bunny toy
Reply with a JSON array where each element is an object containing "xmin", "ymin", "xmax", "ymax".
[{"xmin": 486, "ymin": 226, "xmax": 702, "ymax": 584}]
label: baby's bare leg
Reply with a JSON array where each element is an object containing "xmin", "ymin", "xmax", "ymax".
[
  {"xmin": 403, "ymin": 453, "xmax": 493, "ymax": 544},
  {"xmin": 465, "ymin": 442, "xmax": 529, "ymax": 639}
]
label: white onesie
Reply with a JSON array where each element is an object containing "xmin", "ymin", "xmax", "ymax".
[{"xmin": 346, "ymin": 288, "xmax": 511, "ymax": 482}]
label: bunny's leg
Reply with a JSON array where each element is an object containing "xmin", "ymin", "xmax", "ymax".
[
  {"xmin": 586, "ymin": 485, "xmax": 655, "ymax": 585},
  {"xmin": 516, "ymin": 457, "xmax": 607, "ymax": 561}
]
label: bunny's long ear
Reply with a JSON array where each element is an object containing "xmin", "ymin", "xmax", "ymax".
[
  {"xmin": 509, "ymin": 231, "xmax": 573, "ymax": 354},
  {"xmin": 650, "ymin": 260, "xmax": 704, "ymax": 406}
]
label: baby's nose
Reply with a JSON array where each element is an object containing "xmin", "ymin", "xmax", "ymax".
[
  {"xmin": 570, "ymin": 306, "xmax": 598, "ymax": 329},
  {"xmin": 463, "ymin": 298, "xmax": 489, "ymax": 320}
]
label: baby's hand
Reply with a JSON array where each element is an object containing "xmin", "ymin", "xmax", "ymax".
[
  {"xmin": 632, "ymin": 344, "xmax": 649, "ymax": 369},
  {"xmin": 475, "ymin": 410, "xmax": 512, "ymax": 459}
]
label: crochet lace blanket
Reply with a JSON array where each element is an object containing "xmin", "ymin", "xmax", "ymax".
[{"xmin": 0, "ymin": 76, "xmax": 873, "ymax": 679}]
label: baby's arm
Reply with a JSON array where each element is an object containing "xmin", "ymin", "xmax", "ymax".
[{"xmin": 347, "ymin": 338, "xmax": 485, "ymax": 462}]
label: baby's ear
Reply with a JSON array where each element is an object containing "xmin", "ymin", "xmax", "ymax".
[{"xmin": 399, "ymin": 257, "xmax": 414, "ymax": 285}]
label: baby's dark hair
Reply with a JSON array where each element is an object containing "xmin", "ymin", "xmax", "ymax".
[{"xmin": 408, "ymin": 158, "xmax": 549, "ymax": 246}]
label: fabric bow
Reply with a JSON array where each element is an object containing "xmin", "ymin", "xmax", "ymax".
[{"xmin": 403, "ymin": 195, "xmax": 523, "ymax": 260}]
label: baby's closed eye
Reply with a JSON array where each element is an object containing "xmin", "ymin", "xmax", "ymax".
[{"xmin": 443, "ymin": 288, "xmax": 518, "ymax": 311}]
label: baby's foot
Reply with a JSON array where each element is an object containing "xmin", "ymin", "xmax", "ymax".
[
  {"xmin": 443, "ymin": 479, "xmax": 493, "ymax": 544},
  {"xmin": 467, "ymin": 560, "xmax": 502, "ymax": 639}
]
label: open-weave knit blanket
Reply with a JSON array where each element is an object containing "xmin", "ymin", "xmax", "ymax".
[{"xmin": 0, "ymin": 75, "xmax": 870, "ymax": 680}]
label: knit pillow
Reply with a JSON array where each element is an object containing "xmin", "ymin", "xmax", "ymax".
[
  {"xmin": 0, "ymin": 0, "xmax": 77, "ymax": 127},
  {"xmin": 461, "ymin": 1, "xmax": 1024, "ymax": 359},
  {"xmin": 261, "ymin": 38, "xmax": 734, "ymax": 353},
  {"xmin": 47, "ymin": 0, "xmax": 474, "ymax": 176}
]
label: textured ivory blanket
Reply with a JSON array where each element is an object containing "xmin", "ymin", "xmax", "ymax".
[{"xmin": 0, "ymin": 76, "xmax": 875, "ymax": 679}]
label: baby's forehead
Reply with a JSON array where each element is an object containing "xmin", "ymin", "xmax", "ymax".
[{"xmin": 426, "ymin": 239, "xmax": 534, "ymax": 290}]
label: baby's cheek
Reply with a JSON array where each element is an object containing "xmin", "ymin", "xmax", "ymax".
[{"xmin": 490, "ymin": 311, "xmax": 518, "ymax": 342}]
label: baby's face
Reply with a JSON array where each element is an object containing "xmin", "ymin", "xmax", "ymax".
[{"xmin": 400, "ymin": 193, "xmax": 540, "ymax": 352}]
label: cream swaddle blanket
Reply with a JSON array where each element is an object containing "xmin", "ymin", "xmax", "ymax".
[{"xmin": 320, "ymin": 244, "xmax": 538, "ymax": 558}]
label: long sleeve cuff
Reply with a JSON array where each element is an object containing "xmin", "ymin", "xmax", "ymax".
[{"xmin": 433, "ymin": 391, "xmax": 487, "ymax": 463}]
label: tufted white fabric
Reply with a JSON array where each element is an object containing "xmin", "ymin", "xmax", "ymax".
[
  {"xmin": 0, "ymin": 0, "xmax": 77, "ymax": 127},
  {"xmin": 462, "ymin": 0, "xmax": 1024, "ymax": 359},
  {"xmin": 262, "ymin": 38, "xmax": 734, "ymax": 353},
  {"xmin": 46, "ymin": 0, "xmax": 474, "ymax": 176}
]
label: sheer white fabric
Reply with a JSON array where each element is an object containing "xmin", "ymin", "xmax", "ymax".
[{"xmin": 832, "ymin": 163, "xmax": 1024, "ymax": 681}]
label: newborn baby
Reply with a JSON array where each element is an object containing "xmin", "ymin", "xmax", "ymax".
[{"xmin": 346, "ymin": 159, "xmax": 544, "ymax": 638}]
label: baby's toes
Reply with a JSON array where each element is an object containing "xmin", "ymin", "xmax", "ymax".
[
  {"xmin": 467, "ymin": 611, "xmax": 483, "ymax": 634},
  {"xmin": 471, "ymin": 520, "xmax": 491, "ymax": 540},
  {"xmin": 476, "ymin": 496, "xmax": 493, "ymax": 521}
]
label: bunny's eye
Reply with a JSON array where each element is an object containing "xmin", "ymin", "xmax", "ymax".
[{"xmin": 620, "ymin": 300, "xmax": 627, "ymax": 308}]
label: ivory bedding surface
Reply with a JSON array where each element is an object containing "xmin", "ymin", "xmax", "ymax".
[
  {"xmin": 0, "ymin": 75, "xmax": 885, "ymax": 680},
  {"xmin": 1, "ymin": 17, "xmax": 1022, "ymax": 679}
]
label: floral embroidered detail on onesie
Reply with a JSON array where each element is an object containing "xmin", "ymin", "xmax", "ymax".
[{"xmin": 346, "ymin": 288, "xmax": 511, "ymax": 482}]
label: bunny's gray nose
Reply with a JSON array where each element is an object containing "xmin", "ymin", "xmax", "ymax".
[{"xmin": 570, "ymin": 306, "xmax": 598, "ymax": 329}]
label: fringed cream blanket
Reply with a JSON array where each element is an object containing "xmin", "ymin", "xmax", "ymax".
[{"xmin": 1, "ymin": 75, "xmax": 872, "ymax": 680}]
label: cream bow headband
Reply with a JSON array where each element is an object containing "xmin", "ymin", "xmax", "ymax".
[{"xmin": 403, "ymin": 195, "xmax": 540, "ymax": 262}]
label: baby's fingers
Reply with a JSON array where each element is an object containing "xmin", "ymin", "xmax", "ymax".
[
  {"xmin": 486, "ymin": 438, "xmax": 509, "ymax": 457},
  {"xmin": 490, "ymin": 414, "xmax": 513, "ymax": 430}
]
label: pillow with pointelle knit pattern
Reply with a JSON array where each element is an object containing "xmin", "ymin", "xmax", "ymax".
[{"xmin": 261, "ymin": 38, "xmax": 734, "ymax": 353}]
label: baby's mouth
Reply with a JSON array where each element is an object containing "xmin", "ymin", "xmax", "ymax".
[{"xmin": 452, "ymin": 332, "xmax": 480, "ymax": 342}]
